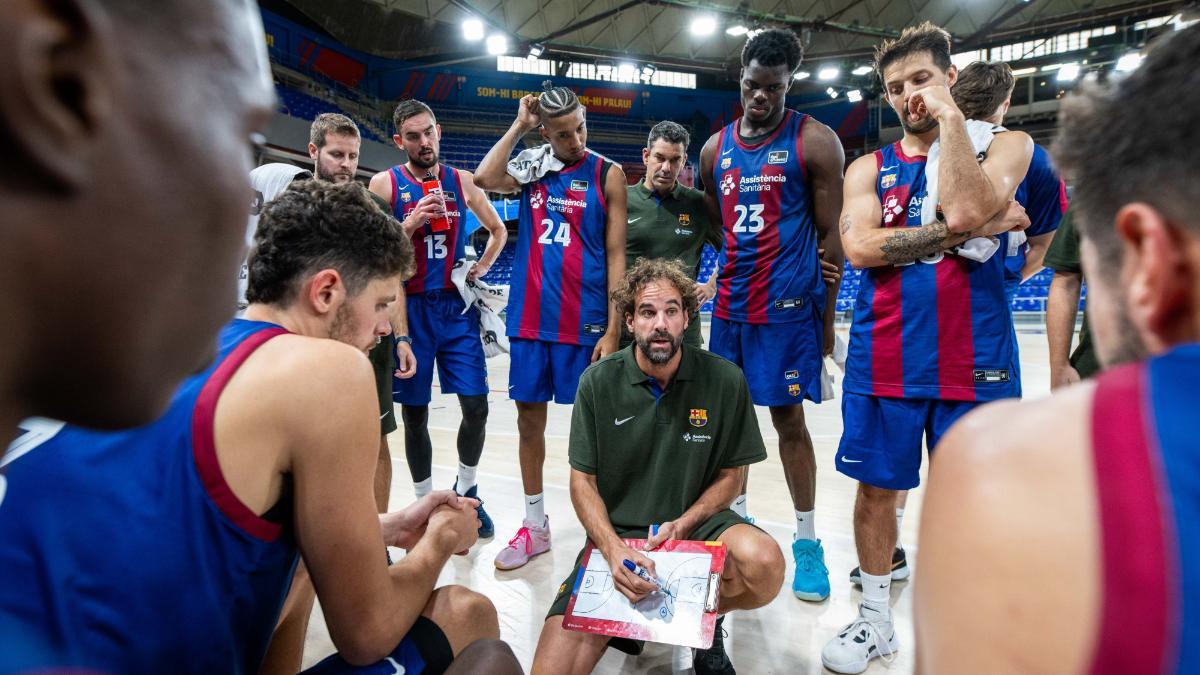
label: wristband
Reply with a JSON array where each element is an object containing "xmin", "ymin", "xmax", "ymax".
[{"xmin": 395, "ymin": 335, "xmax": 412, "ymax": 345}]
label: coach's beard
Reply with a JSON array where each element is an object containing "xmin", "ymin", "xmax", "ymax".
[{"xmin": 636, "ymin": 329, "xmax": 682, "ymax": 365}]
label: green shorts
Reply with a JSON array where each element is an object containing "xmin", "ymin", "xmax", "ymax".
[
  {"xmin": 546, "ymin": 508, "xmax": 750, "ymax": 655},
  {"xmin": 369, "ymin": 339, "xmax": 398, "ymax": 435}
]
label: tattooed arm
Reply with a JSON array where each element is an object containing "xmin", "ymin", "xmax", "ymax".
[{"xmin": 841, "ymin": 155, "xmax": 1030, "ymax": 269}]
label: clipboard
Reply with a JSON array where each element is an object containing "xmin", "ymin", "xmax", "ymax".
[{"xmin": 562, "ymin": 538, "xmax": 726, "ymax": 649}]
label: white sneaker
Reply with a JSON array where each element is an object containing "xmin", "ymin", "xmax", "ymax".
[{"xmin": 821, "ymin": 604, "xmax": 898, "ymax": 674}]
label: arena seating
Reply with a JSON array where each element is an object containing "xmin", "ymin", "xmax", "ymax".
[{"xmin": 276, "ymin": 86, "xmax": 388, "ymax": 144}]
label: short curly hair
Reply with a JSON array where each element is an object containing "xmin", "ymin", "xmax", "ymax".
[
  {"xmin": 246, "ymin": 180, "xmax": 413, "ymax": 306},
  {"xmin": 952, "ymin": 61, "xmax": 1015, "ymax": 120},
  {"xmin": 741, "ymin": 28, "xmax": 804, "ymax": 72},
  {"xmin": 874, "ymin": 22, "xmax": 952, "ymax": 81},
  {"xmin": 612, "ymin": 258, "xmax": 698, "ymax": 320}
]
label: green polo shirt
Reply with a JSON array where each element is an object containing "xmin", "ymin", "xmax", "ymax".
[
  {"xmin": 568, "ymin": 345, "xmax": 767, "ymax": 531},
  {"xmin": 1043, "ymin": 207, "xmax": 1099, "ymax": 379},
  {"xmin": 624, "ymin": 181, "xmax": 722, "ymax": 346}
]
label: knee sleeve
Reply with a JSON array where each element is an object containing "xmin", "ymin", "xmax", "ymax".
[
  {"xmin": 457, "ymin": 394, "xmax": 488, "ymax": 467},
  {"xmin": 400, "ymin": 405, "xmax": 433, "ymax": 482}
]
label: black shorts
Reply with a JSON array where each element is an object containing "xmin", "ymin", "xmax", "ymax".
[
  {"xmin": 369, "ymin": 339, "xmax": 398, "ymax": 435},
  {"xmin": 546, "ymin": 509, "xmax": 750, "ymax": 655},
  {"xmin": 299, "ymin": 615, "xmax": 453, "ymax": 674}
]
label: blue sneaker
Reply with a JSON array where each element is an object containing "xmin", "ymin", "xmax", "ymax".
[
  {"xmin": 792, "ymin": 538, "xmax": 830, "ymax": 602},
  {"xmin": 454, "ymin": 481, "xmax": 495, "ymax": 539}
]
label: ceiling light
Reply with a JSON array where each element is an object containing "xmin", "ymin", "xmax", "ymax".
[
  {"xmin": 1011, "ymin": 67, "xmax": 1037, "ymax": 76},
  {"xmin": 641, "ymin": 63, "xmax": 657, "ymax": 78},
  {"xmin": 851, "ymin": 65, "xmax": 873, "ymax": 76},
  {"xmin": 1040, "ymin": 63, "xmax": 1065, "ymax": 72},
  {"xmin": 462, "ymin": 18, "xmax": 484, "ymax": 41},
  {"xmin": 826, "ymin": 87, "xmax": 839, "ymax": 99},
  {"xmin": 726, "ymin": 24, "xmax": 748, "ymax": 36},
  {"xmin": 746, "ymin": 28, "xmax": 764, "ymax": 39},
  {"xmin": 486, "ymin": 34, "xmax": 509, "ymax": 55},
  {"xmin": 793, "ymin": 70, "xmax": 810, "ymax": 80},
  {"xmin": 1056, "ymin": 63, "xmax": 1080, "ymax": 82},
  {"xmin": 847, "ymin": 89, "xmax": 863, "ymax": 102},
  {"xmin": 617, "ymin": 62, "xmax": 637, "ymax": 79},
  {"xmin": 818, "ymin": 67, "xmax": 840, "ymax": 81},
  {"xmin": 528, "ymin": 43, "xmax": 545, "ymax": 58},
  {"xmin": 1115, "ymin": 52, "xmax": 1143, "ymax": 72},
  {"xmin": 690, "ymin": 15, "xmax": 717, "ymax": 36}
]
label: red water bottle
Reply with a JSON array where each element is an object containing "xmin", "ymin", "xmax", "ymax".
[{"xmin": 422, "ymin": 171, "xmax": 451, "ymax": 232}]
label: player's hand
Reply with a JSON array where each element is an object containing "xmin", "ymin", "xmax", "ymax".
[
  {"xmin": 643, "ymin": 521, "xmax": 680, "ymax": 551},
  {"xmin": 592, "ymin": 332, "xmax": 619, "ymax": 362},
  {"xmin": 817, "ymin": 249, "xmax": 841, "ymax": 287},
  {"xmin": 1050, "ymin": 363, "xmax": 1082, "ymax": 390},
  {"xmin": 380, "ymin": 491, "xmax": 478, "ymax": 550},
  {"xmin": 467, "ymin": 261, "xmax": 491, "ymax": 284},
  {"xmin": 908, "ymin": 85, "xmax": 961, "ymax": 123},
  {"xmin": 393, "ymin": 339, "xmax": 417, "ymax": 379},
  {"xmin": 516, "ymin": 94, "xmax": 541, "ymax": 131},
  {"xmin": 403, "ymin": 194, "xmax": 446, "ymax": 237},
  {"xmin": 977, "ymin": 200, "xmax": 1030, "ymax": 238},
  {"xmin": 693, "ymin": 279, "xmax": 716, "ymax": 305},
  {"xmin": 427, "ymin": 501, "xmax": 482, "ymax": 556},
  {"xmin": 602, "ymin": 542, "xmax": 659, "ymax": 604}
]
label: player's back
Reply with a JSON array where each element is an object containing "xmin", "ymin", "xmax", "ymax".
[
  {"xmin": 710, "ymin": 110, "xmax": 823, "ymax": 324},
  {"xmin": 0, "ymin": 319, "xmax": 298, "ymax": 675},
  {"xmin": 844, "ymin": 141, "xmax": 1018, "ymax": 402},
  {"xmin": 1005, "ymin": 143, "xmax": 1067, "ymax": 294},
  {"xmin": 387, "ymin": 163, "xmax": 468, "ymax": 294},
  {"xmin": 508, "ymin": 150, "xmax": 611, "ymax": 346},
  {"xmin": 1088, "ymin": 343, "xmax": 1200, "ymax": 674}
]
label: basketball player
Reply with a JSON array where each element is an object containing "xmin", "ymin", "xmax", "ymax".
[
  {"xmin": 474, "ymin": 84, "xmax": 628, "ymax": 570},
  {"xmin": 917, "ymin": 24, "xmax": 1200, "ymax": 674},
  {"xmin": 369, "ymin": 99, "xmax": 507, "ymax": 537},
  {"xmin": 0, "ymin": 181, "xmax": 519, "ymax": 674},
  {"xmin": 0, "ymin": 0, "xmax": 274, "ymax": 444},
  {"xmin": 697, "ymin": 28, "xmax": 846, "ymax": 601},
  {"xmin": 824, "ymin": 23, "xmax": 1032, "ymax": 673},
  {"xmin": 951, "ymin": 61, "xmax": 1066, "ymax": 297}
]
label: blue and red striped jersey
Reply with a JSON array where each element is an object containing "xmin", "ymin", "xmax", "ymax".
[
  {"xmin": 0, "ymin": 319, "xmax": 298, "ymax": 674},
  {"xmin": 1005, "ymin": 143, "xmax": 1068, "ymax": 294},
  {"xmin": 507, "ymin": 151, "xmax": 612, "ymax": 346},
  {"xmin": 388, "ymin": 163, "xmax": 468, "ymax": 294},
  {"xmin": 710, "ymin": 110, "xmax": 824, "ymax": 324},
  {"xmin": 843, "ymin": 142, "xmax": 1020, "ymax": 402},
  {"xmin": 1088, "ymin": 344, "xmax": 1200, "ymax": 675}
]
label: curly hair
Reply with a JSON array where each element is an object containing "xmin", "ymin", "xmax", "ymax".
[
  {"xmin": 952, "ymin": 61, "xmax": 1015, "ymax": 121},
  {"xmin": 612, "ymin": 258, "xmax": 698, "ymax": 320},
  {"xmin": 874, "ymin": 21, "xmax": 952, "ymax": 81},
  {"xmin": 741, "ymin": 28, "xmax": 804, "ymax": 72},
  {"xmin": 246, "ymin": 180, "xmax": 413, "ymax": 306}
]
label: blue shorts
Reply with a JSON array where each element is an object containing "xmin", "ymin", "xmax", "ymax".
[
  {"xmin": 836, "ymin": 392, "xmax": 980, "ymax": 490},
  {"xmin": 300, "ymin": 616, "xmax": 452, "ymax": 674},
  {"xmin": 393, "ymin": 290, "xmax": 488, "ymax": 406},
  {"xmin": 709, "ymin": 316, "xmax": 823, "ymax": 406},
  {"xmin": 508, "ymin": 338, "xmax": 593, "ymax": 404}
]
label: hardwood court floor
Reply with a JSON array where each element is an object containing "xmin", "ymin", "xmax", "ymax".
[{"xmin": 302, "ymin": 326, "xmax": 1056, "ymax": 674}]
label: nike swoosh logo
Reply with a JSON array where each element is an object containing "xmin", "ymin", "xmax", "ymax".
[
  {"xmin": 527, "ymin": 497, "xmax": 543, "ymax": 505},
  {"xmin": 380, "ymin": 411, "xmax": 391, "ymax": 420},
  {"xmin": 879, "ymin": 165, "xmax": 897, "ymax": 171},
  {"xmin": 629, "ymin": 217, "xmax": 642, "ymax": 223},
  {"xmin": 721, "ymin": 148, "xmax": 734, "ymax": 156},
  {"xmin": 614, "ymin": 416, "xmax": 635, "ymax": 425},
  {"xmin": 840, "ymin": 457, "xmax": 863, "ymax": 463}
]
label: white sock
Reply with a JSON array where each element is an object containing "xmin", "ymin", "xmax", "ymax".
[
  {"xmin": 413, "ymin": 477, "xmax": 433, "ymax": 499},
  {"xmin": 860, "ymin": 570, "xmax": 891, "ymax": 615},
  {"xmin": 730, "ymin": 494, "xmax": 748, "ymax": 518},
  {"xmin": 794, "ymin": 509, "xmax": 816, "ymax": 541},
  {"xmin": 525, "ymin": 493, "xmax": 545, "ymax": 524},
  {"xmin": 456, "ymin": 463, "xmax": 478, "ymax": 495},
  {"xmin": 895, "ymin": 507, "xmax": 905, "ymax": 551}
]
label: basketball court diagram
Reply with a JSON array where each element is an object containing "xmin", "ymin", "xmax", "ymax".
[{"xmin": 570, "ymin": 551, "xmax": 714, "ymax": 640}]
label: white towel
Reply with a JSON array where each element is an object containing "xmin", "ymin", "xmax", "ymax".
[
  {"xmin": 821, "ymin": 333, "xmax": 849, "ymax": 402},
  {"xmin": 506, "ymin": 144, "xmax": 566, "ymax": 185},
  {"xmin": 450, "ymin": 259, "xmax": 510, "ymax": 358},
  {"xmin": 240, "ymin": 164, "xmax": 312, "ymax": 310},
  {"xmin": 922, "ymin": 120, "xmax": 1006, "ymax": 263}
]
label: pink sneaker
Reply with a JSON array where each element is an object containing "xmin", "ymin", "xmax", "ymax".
[{"xmin": 493, "ymin": 517, "xmax": 551, "ymax": 570}]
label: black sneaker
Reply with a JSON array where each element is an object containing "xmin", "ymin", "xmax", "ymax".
[
  {"xmin": 693, "ymin": 616, "xmax": 735, "ymax": 675},
  {"xmin": 848, "ymin": 548, "xmax": 909, "ymax": 586}
]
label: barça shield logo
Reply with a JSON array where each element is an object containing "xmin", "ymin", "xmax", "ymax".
[
  {"xmin": 788, "ymin": 384, "xmax": 802, "ymax": 397},
  {"xmin": 678, "ymin": 213, "xmax": 691, "ymax": 226},
  {"xmin": 689, "ymin": 408, "xmax": 708, "ymax": 427},
  {"xmin": 881, "ymin": 173, "xmax": 897, "ymax": 189},
  {"xmin": 400, "ymin": 192, "xmax": 412, "ymax": 203},
  {"xmin": 720, "ymin": 157, "xmax": 732, "ymax": 170}
]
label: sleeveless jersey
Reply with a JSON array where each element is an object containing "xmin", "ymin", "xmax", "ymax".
[
  {"xmin": 507, "ymin": 150, "xmax": 611, "ymax": 346},
  {"xmin": 1005, "ymin": 143, "xmax": 1068, "ymax": 293},
  {"xmin": 843, "ymin": 142, "xmax": 1020, "ymax": 402},
  {"xmin": 1089, "ymin": 344, "xmax": 1200, "ymax": 675},
  {"xmin": 0, "ymin": 319, "xmax": 298, "ymax": 674},
  {"xmin": 710, "ymin": 110, "xmax": 824, "ymax": 324},
  {"xmin": 388, "ymin": 163, "xmax": 467, "ymax": 294}
]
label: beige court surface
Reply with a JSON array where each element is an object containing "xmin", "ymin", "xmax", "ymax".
[{"xmin": 302, "ymin": 325, "xmax": 1057, "ymax": 674}]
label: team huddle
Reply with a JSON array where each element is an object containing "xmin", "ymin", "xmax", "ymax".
[{"xmin": 2, "ymin": 2, "xmax": 1198, "ymax": 674}]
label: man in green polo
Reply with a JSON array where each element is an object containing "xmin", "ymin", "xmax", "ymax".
[
  {"xmin": 623, "ymin": 121, "xmax": 722, "ymax": 348},
  {"xmin": 1044, "ymin": 206, "xmax": 1100, "ymax": 388},
  {"xmin": 530, "ymin": 259, "xmax": 785, "ymax": 675}
]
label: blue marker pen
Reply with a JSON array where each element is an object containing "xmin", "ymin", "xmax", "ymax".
[{"xmin": 623, "ymin": 559, "xmax": 669, "ymax": 596}]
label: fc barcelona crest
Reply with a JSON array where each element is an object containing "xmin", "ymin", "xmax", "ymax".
[
  {"xmin": 720, "ymin": 157, "xmax": 732, "ymax": 170},
  {"xmin": 689, "ymin": 408, "xmax": 708, "ymax": 427},
  {"xmin": 788, "ymin": 384, "xmax": 802, "ymax": 397},
  {"xmin": 678, "ymin": 213, "xmax": 691, "ymax": 226},
  {"xmin": 400, "ymin": 192, "xmax": 412, "ymax": 203},
  {"xmin": 880, "ymin": 173, "xmax": 897, "ymax": 189}
]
